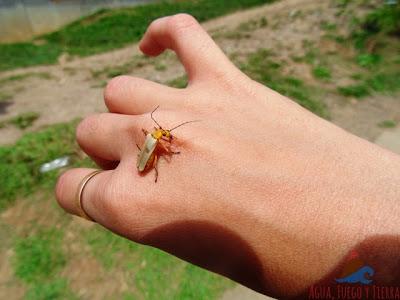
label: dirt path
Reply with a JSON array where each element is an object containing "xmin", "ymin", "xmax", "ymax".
[{"xmin": 1, "ymin": 0, "xmax": 398, "ymax": 145}]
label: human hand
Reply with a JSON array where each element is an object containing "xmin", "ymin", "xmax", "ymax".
[{"xmin": 55, "ymin": 14, "xmax": 400, "ymax": 298}]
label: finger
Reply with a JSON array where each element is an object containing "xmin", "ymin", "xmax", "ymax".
[
  {"xmin": 76, "ymin": 113, "xmax": 142, "ymax": 162},
  {"xmin": 139, "ymin": 14, "xmax": 236, "ymax": 82},
  {"xmin": 55, "ymin": 168, "xmax": 112, "ymax": 222},
  {"xmin": 104, "ymin": 75, "xmax": 185, "ymax": 115},
  {"xmin": 91, "ymin": 155, "xmax": 119, "ymax": 170}
]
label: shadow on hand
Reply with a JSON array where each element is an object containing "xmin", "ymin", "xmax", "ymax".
[
  {"xmin": 140, "ymin": 220, "xmax": 276, "ymax": 297},
  {"xmin": 140, "ymin": 221, "xmax": 400, "ymax": 299},
  {"xmin": 294, "ymin": 235, "xmax": 400, "ymax": 300}
]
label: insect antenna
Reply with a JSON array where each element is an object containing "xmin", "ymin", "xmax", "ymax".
[
  {"xmin": 151, "ymin": 105, "xmax": 163, "ymax": 129},
  {"xmin": 169, "ymin": 120, "xmax": 201, "ymax": 132}
]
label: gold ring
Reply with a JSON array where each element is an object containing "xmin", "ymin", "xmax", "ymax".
[{"xmin": 75, "ymin": 170, "xmax": 103, "ymax": 221}]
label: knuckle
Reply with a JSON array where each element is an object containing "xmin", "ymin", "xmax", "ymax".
[
  {"xmin": 103, "ymin": 75, "xmax": 131, "ymax": 108},
  {"xmin": 168, "ymin": 13, "xmax": 199, "ymax": 35},
  {"xmin": 76, "ymin": 114, "xmax": 103, "ymax": 145},
  {"xmin": 215, "ymin": 69, "xmax": 250, "ymax": 94}
]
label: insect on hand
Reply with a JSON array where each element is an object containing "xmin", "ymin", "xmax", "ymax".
[{"xmin": 136, "ymin": 106, "xmax": 198, "ymax": 182}]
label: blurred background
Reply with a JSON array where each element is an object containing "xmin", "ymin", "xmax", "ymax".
[{"xmin": 0, "ymin": 0, "xmax": 399, "ymax": 299}]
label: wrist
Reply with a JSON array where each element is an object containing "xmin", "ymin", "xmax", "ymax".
[{"xmin": 231, "ymin": 129, "xmax": 400, "ymax": 297}]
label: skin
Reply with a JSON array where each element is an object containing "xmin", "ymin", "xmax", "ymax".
[{"xmin": 55, "ymin": 14, "xmax": 400, "ymax": 298}]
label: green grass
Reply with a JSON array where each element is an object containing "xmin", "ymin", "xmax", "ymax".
[
  {"xmin": 175, "ymin": 264, "xmax": 233, "ymax": 299},
  {"xmin": 312, "ymin": 65, "xmax": 332, "ymax": 81},
  {"xmin": 366, "ymin": 71, "xmax": 400, "ymax": 93},
  {"xmin": 24, "ymin": 278, "xmax": 77, "ymax": 300},
  {"xmin": 0, "ymin": 0, "xmax": 275, "ymax": 71},
  {"xmin": 91, "ymin": 56, "xmax": 148, "ymax": 79},
  {"xmin": 0, "ymin": 112, "xmax": 40, "ymax": 129},
  {"xmin": 356, "ymin": 53, "xmax": 382, "ymax": 68},
  {"xmin": 337, "ymin": 84, "xmax": 370, "ymax": 98},
  {"xmin": 85, "ymin": 226, "xmax": 140, "ymax": 270},
  {"xmin": 14, "ymin": 228, "xmax": 66, "ymax": 283},
  {"xmin": 0, "ymin": 91, "xmax": 12, "ymax": 102},
  {"xmin": 167, "ymin": 75, "xmax": 188, "ymax": 88},
  {"xmin": 9, "ymin": 112, "xmax": 40, "ymax": 129},
  {"xmin": 13, "ymin": 228, "xmax": 77, "ymax": 300},
  {"xmin": 0, "ymin": 72, "xmax": 52, "ymax": 87},
  {"xmin": 378, "ymin": 119, "xmax": 397, "ymax": 128},
  {"xmin": 338, "ymin": 71, "xmax": 400, "ymax": 98},
  {"xmin": 320, "ymin": 21, "xmax": 337, "ymax": 31},
  {"xmin": 237, "ymin": 17, "xmax": 268, "ymax": 32},
  {"xmin": 332, "ymin": 2, "xmax": 400, "ymax": 99},
  {"xmin": 0, "ymin": 43, "xmax": 61, "ymax": 72},
  {"xmin": 240, "ymin": 49, "xmax": 328, "ymax": 118},
  {"xmin": 0, "ymin": 120, "xmax": 79, "ymax": 210},
  {"xmin": 86, "ymin": 226, "xmax": 232, "ymax": 299},
  {"xmin": 215, "ymin": 16, "xmax": 269, "ymax": 40},
  {"xmin": 155, "ymin": 62, "xmax": 167, "ymax": 71}
]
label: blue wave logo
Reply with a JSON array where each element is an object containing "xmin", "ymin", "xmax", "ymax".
[{"xmin": 335, "ymin": 265, "xmax": 374, "ymax": 284}]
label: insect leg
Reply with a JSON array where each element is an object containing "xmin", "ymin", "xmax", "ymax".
[
  {"xmin": 160, "ymin": 140, "xmax": 180, "ymax": 155},
  {"xmin": 142, "ymin": 128, "xmax": 149, "ymax": 136},
  {"xmin": 136, "ymin": 144, "xmax": 141, "ymax": 151}
]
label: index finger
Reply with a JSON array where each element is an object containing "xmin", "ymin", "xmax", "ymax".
[{"xmin": 139, "ymin": 14, "xmax": 239, "ymax": 83}]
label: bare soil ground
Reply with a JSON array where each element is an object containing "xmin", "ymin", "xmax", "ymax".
[{"xmin": 0, "ymin": 0, "xmax": 398, "ymax": 145}]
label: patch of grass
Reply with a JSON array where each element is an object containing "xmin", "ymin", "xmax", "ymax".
[
  {"xmin": 91, "ymin": 56, "xmax": 148, "ymax": 79},
  {"xmin": 350, "ymin": 73, "xmax": 363, "ymax": 80},
  {"xmin": 91, "ymin": 65, "xmax": 131, "ymax": 79},
  {"xmin": 339, "ymin": 71, "xmax": 400, "ymax": 98},
  {"xmin": 290, "ymin": 55, "xmax": 304, "ymax": 63},
  {"xmin": 175, "ymin": 264, "xmax": 234, "ymax": 299},
  {"xmin": 323, "ymin": 33, "xmax": 346, "ymax": 44},
  {"xmin": 0, "ymin": 120, "xmax": 79, "ymax": 210},
  {"xmin": 362, "ymin": 2, "xmax": 400, "ymax": 36},
  {"xmin": 337, "ymin": 84, "xmax": 370, "ymax": 98},
  {"xmin": 378, "ymin": 120, "xmax": 397, "ymax": 128},
  {"xmin": 0, "ymin": 0, "xmax": 275, "ymax": 71},
  {"xmin": 320, "ymin": 21, "xmax": 337, "ymax": 31},
  {"xmin": 0, "ymin": 91, "xmax": 12, "ymax": 102},
  {"xmin": 167, "ymin": 75, "xmax": 188, "ymax": 88},
  {"xmin": 366, "ymin": 71, "xmax": 400, "ymax": 93},
  {"xmin": 219, "ymin": 31, "xmax": 251, "ymax": 40},
  {"xmin": 240, "ymin": 49, "xmax": 328, "ymax": 118},
  {"xmin": 91, "ymin": 80, "xmax": 108, "ymax": 88},
  {"xmin": 85, "ymin": 227, "xmax": 139, "ymax": 270},
  {"xmin": 303, "ymin": 49, "xmax": 318, "ymax": 65},
  {"xmin": 0, "ymin": 43, "xmax": 62, "ymax": 72},
  {"xmin": 0, "ymin": 72, "xmax": 52, "ymax": 87},
  {"xmin": 86, "ymin": 226, "xmax": 231, "ymax": 299},
  {"xmin": 9, "ymin": 112, "xmax": 40, "ymax": 129},
  {"xmin": 155, "ymin": 62, "xmax": 167, "ymax": 71},
  {"xmin": 24, "ymin": 278, "xmax": 77, "ymax": 300},
  {"xmin": 237, "ymin": 17, "xmax": 268, "ymax": 32},
  {"xmin": 349, "ymin": 2, "xmax": 400, "ymax": 52},
  {"xmin": 0, "ymin": 112, "xmax": 40, "ymax": 129},
  {"xmin": 356, "ymin": 53, "xmax": 381, "ymax": 68},
  {"xmin": 134, "ymin": 246, "xmax": 185, "ymax": 300},
  {"xmin": 14, "ymin": 228, "xmax": 66, "ymax": 283},
  {"xmin": 312, "ymin": 65, "xmax": 332, "ymax": 80}
]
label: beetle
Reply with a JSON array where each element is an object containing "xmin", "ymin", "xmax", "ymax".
[{"xmin": 136, "ymin": 106, "xmax": 198, "ymax": 182}]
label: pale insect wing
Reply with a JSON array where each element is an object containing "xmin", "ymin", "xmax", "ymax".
[{"xmin": 137, "ymin": 134, "xmax": 158, "ymax": 171}]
